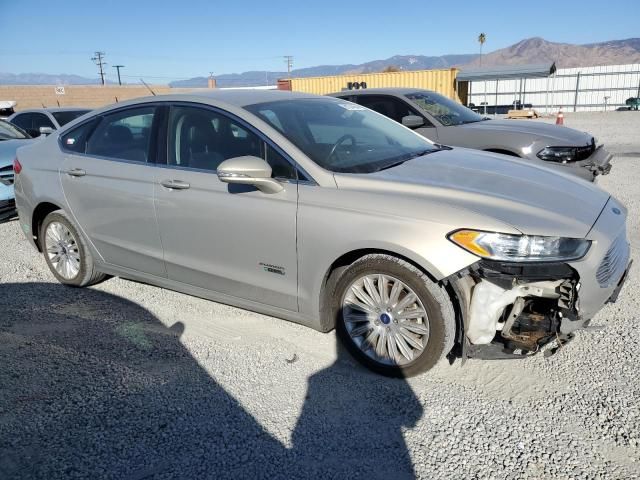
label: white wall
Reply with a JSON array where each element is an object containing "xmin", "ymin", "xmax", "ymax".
[{"xmin": 467, "ymin": 63, "xmax": 640, "ymax": 113}]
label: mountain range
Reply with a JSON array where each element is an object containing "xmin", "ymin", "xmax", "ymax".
[
  {"xmin": 0, "ymin": 72, "xmax": 113, "ymax": 86},
  {"xmin": 2, "ymin": 37, "xmax": 639, "ymax": 88}
]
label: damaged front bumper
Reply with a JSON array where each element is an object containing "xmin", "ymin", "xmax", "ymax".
[
  {"xmin": 583, "ymin": 145, "xmax": 613, "ymax": 176},
  {"xmin": 446, "ymin": 197, "xmax": 630, "ymax": 360},
  {"xmin": 554, "ymin": 145, "xmax": 613, "ymax": 182}
]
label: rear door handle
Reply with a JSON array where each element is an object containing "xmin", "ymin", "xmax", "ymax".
[
  {"xmin": 161, "ymin": 179, "xmax": 190, "ymax": 190},
  {"xmin": 66, "ymin": 168, "xmax": 86, "ymax": 177}
]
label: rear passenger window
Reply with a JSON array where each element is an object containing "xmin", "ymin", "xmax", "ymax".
[
  {"xmin": 61, "ymin": 118, "xmax": 100, "ymax": 153},
  {"xmin": 86, "ymin": 107, "xmax": 155, "ymax": 162}
]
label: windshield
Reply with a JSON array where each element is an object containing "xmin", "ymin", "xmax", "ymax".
[
  {"xmin": 0, "ymin": 119, "xmax": 30, "ymax": 140},
  {"xmin": 245, "ymin": 98, "xmax": 438, "ymax": 173},
  {"xmin": 52, "ymin": 110, "xmax": 91, "ymax": 127},
  {"xmin": 406, "ymin": 91, "xmax": 485, "ymax": 126}
]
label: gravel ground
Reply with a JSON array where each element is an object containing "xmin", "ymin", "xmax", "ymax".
[{"xmin": 1, "ymin": 111, "xmax": 639, "ymax": 480}]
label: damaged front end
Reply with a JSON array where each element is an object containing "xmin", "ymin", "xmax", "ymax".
[
  {"xmin": 537, "ymin": 141, "xmax": 613, "ymax": 181},
  {"xmin": 448, "ymin": 261, "xmax": 582, "ymax": 360}
]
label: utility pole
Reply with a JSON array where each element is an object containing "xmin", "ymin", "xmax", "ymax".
[
  {"xmin": 113, "ymin": 65, "xmax": 125, "ymax": 85},
  {"xmin": 92, "ymin": 51, "xmax": 107, "ymax": 85},
  {"xmin": 284, "ymin": 55, "xmax": 293, "ymax": 76}
]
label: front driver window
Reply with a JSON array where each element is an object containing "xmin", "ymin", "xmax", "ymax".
[
  {"xmin": 168, "ymin": 106, "xmax": 297, "ymax": 180},
  {"xmin": 356, "ymin": 95, "xmax": 422, "ymax": 124},
  {"xmin": 32, "ymin": 113, "xmax": 55, "ymax": 131}
]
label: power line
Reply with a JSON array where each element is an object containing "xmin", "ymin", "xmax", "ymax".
[
  {"xmin": 112, "ymin": 65, "xmax": 125, "ymax": 85},
  {"xmin": 91, "ymin": 51, "xmax": 107, "ymax": 85}
]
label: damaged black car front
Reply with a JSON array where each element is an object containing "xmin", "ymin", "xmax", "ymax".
[{"xmin": 534, "ymin": 136, "xmax": 612, "ymax": 181}]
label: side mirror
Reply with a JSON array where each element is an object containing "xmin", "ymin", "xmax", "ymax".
[
  {"xmin": 39, "ymin": 126, "xmax": 54, "ymax": 136},
  {"xmin": 217, "ymin": 156, "xmax": 283, "ymax": 194},
  {"xmin": 401, "ymin": 115, "xmax": 425, "ymax": 129}
]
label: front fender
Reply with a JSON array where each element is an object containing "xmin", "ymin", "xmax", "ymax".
[{"xmin": 296, "ymin": 186, "xmax": 487, "ymax": 324}]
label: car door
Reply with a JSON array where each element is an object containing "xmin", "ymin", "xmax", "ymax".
[
  {"xmin": 59, "ymin": 105, "xmax": 166, "ymax": 277},
  {"xmin": 354, "ymin": 95, "xmax": 439, "ymax": 142},
  {"xmin": 154, "ymin": 104, "xmax": 299, "ymax": 311}
]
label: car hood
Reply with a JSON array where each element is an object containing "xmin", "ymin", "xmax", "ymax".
[
  {"xmin": 0, "ymin": 138, "xmax": 35, "ymax": 166},
  {"xmin": 457, "ymin": 119, "xmax": 593, "ymax": 145},
  {"xmin": 334, "ymin": 148, "xmax": 610, "ymax": 238}
]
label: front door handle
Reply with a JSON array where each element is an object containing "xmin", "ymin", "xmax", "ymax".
[
  {"xmin": 161, "ymin": 179, "xmax": 191, "ymax": 190},
  {"xmin": 66, "ymin": 168, "xmax": 86, "ymax": 177}
]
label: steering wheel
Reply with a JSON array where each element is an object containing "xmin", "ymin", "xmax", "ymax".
[{"xmin": 327, "ymin": 134, "xmax": 356, "ymax": 163}]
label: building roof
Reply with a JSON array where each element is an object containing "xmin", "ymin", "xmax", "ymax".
[{"xmin": 457, "ymin": 63, "xmax": 557, "ymax": 82}]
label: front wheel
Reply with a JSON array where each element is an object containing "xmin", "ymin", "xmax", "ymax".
[
  {"xmin": 40, "ymin": 210, "xmax": 107, "ymax": 287},
  {"xmin": 332, "ymin": 254, "xmax": 455, "ymax": 377}
]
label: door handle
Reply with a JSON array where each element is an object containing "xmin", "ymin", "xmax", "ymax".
[
  {"xmin": 66, "ymin": 168, "xmax": 86, "ymax": 177},
  {"xmin": 161, "ymin": 179, "xmax": 190, "ymax": 190}
]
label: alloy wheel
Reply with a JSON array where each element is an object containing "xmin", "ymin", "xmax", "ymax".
[
  {"xmin": 45, "ymin": 221, "xmax": 81, "ymax": 280},
  {"xmin": 341, "ymin": 274, "xmax": 430, "ymax": 366}
]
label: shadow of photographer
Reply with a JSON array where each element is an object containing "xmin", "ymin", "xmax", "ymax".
[{"xmin": 1, "ymin": 282, "xmax": 422, "ymax": 479}]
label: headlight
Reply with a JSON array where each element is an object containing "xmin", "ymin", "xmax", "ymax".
[
  {"xmin": 537, "ymin": 146, "xmax": 577, "ymax": 163},
  {"xmin": 448, "ymin": 229, "xmax": 591, "ymax": 262}
]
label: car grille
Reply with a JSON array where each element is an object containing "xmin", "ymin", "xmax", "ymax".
[
  {"xmin": 0, "ymin": 164, "xmax": 14, "ymax": 186},
  {"xmin": 575, "ymin": 138, "xmax": 596, "ymax": 161},
  {"xmin": 596, "ymin": 233, "xmax": 630, "ymax": 288}
]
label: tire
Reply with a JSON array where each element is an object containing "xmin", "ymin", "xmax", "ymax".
[
  {"xmin": 40, "ymin": 210, "xmax": 107, "ymax": 287},
  {"xmin": 330, "ymin": 254, "xmax": 455, "ymax": 378}
]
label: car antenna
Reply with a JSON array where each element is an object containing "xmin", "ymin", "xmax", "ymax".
[{"xmin": 140, "ymin": 78, "xmax": 156, "ymax": 96}]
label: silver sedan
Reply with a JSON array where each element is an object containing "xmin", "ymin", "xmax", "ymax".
[
  {"xmin": 329, "ymin": 88, "xmax": 612, "ymax": 181},
  {"xmin": 13, "ymin": 90, "xmax": 631, "ymax": 377}
]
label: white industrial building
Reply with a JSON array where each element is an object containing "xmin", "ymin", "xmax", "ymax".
[{"xmin": 461, "ymin": 63, "xmax": 640, "ymax": 113}]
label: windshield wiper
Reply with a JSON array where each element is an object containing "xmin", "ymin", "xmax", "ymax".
[
  {"xmin": 374, "ymin": 149, "xmax": 439, "ymax": 172},
  {"xmin": 459, "ymin": 118, "xmax": 487, "ymax": 125},
  {"xmin": 407, "ymin": 148, "xmax": 439, "ymax": 160}
]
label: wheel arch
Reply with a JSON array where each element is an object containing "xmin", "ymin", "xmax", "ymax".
[
  {"xmin": 32, "ymin": 201, "xmax": 63, "ymax": 251},
  {"xmin": 318, "ymin": 247, "xmax": 465, "ymax": 350}
]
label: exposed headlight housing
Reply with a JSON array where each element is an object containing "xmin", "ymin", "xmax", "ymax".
[
  {"xmin": 537, "ymin": 146, "xmax": 577, "ymax": 163},
  {"xmin": 448, "ymin": 229, "xmax": 591, "ymax": 262}
]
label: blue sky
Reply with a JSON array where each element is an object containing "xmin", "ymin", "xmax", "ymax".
[{"xmin": 1, "ymin": 0, "xmax": 638, "ymax": 82}]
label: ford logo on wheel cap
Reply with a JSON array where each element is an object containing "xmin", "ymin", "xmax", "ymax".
[{"xmin": 612, "ymin": 207, "xmax": 621, "ymax": 215}]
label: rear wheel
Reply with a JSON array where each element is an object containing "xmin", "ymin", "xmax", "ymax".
[
  {"xmin": 40, "ymin": 210, "xmax": 106, "ymax": 287},
  {"xmin": 332, "ymin": 254, "xmax": 455, "ymax": 377}
]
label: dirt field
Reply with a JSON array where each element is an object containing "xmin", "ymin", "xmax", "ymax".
[{"xmin": 1, "ymin": 111, "xmax": 639, "ymax": 479}]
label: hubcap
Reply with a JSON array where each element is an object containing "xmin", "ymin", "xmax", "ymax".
[
  {"xmin": 341, "ymin": 274, "xmax": 429, "ymax": 366},
  {"xmin": 45, "ymin": 222, "xmax": 81, "ymax": 280}
]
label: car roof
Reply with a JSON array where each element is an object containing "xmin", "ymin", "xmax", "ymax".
[
  {"xmin": 80, "ymin": 90, "xmax": 328, "ymax": 118},
  {"xmin": 328, "ymin": 88, "xmax": 434, "ymax": 96},
  {"xmin": 142, "ymin": 89, "xmax": 321, "ymax": 107},
  {"xmin": 15, "ymin": 107, "xmax": 91, "ymax": 113}
]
